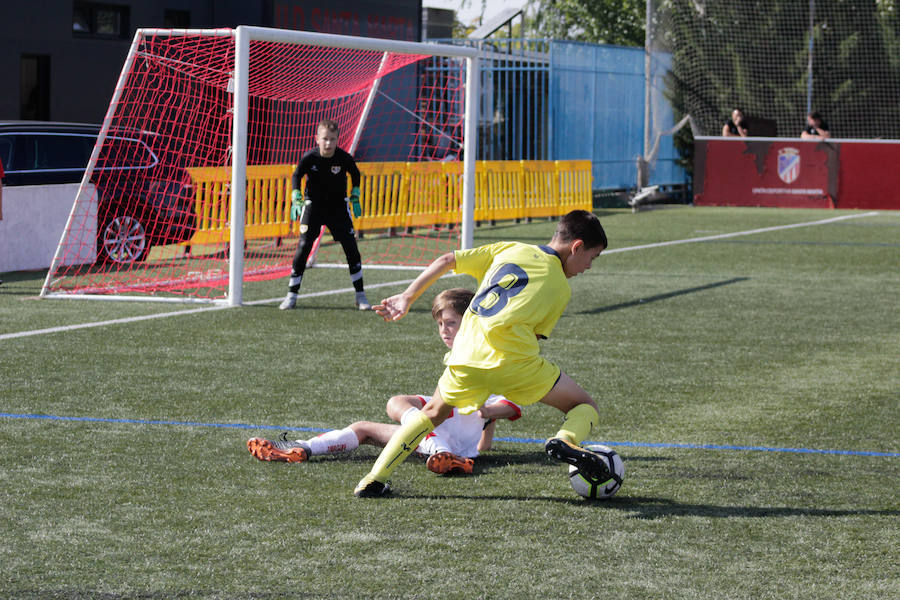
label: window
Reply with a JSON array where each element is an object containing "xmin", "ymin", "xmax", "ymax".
[
  {"xmin": 20, "ymin": 55, "xmax": 50, "ymax": 120},
  {"xmin": 0, "ymin": 137, "xmax": 13, "ymax": 171},
  {"xmin": 73, "ymin": 2, "xmax": 130, "ymax": 39},
  {"xmin": 97, "ymin": 136, "xmax": 158, "ymax": 170},
  {"xmin": 164, "ymin": 9, "xmax": 190, "ymax": 29}
]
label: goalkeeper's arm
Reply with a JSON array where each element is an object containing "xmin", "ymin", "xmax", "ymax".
[{"xmin": 347, "ymin": 154, "xmax": 362, "ymax": 217}]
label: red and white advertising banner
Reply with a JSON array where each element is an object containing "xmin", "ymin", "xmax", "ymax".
[{"xmin": 694, "ymin": 138, "xmax": 837, "ymax": 209}]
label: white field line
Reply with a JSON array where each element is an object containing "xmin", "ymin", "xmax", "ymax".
[
  {"xmin": 1, "ymin": 211, "xmax": 879, "ymax": 341},
  {"xmin": 603, "ymin": 211, "xmax": 879, "ymax": 254},
  {"xmin": 1, "ymin": 278, "xmax": 422, "ymax": 341}
]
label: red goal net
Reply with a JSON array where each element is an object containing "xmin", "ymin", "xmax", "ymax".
[{"xmin": 42, "ymin": 28, "xmax": 471, "ymax": 302}]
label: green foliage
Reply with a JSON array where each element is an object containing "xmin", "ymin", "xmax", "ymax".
[
  {"xmin": 659, "ymin": 0, "xmax": 900, "ymax": 138},
  {"xmin": 527, "ymin": 0, "xmax": 646, "ymax": 45},
  {"xmin": 1, "ymin": 208, "xmax": 898, "ymax": 598}
]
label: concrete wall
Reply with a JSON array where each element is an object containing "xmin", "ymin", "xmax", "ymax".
[{"xmin": 0, "ymin": 184, "xmax": 95, "ymax": 273}]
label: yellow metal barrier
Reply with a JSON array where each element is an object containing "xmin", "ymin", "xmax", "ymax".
[
  {"xmin": 556, "ymin": 160, "xmax": 593, "ymax": 214},
  {"xmin": 521, "ymin": 160, "xmax": 559, "ymax": 219},
  {"xmin": 357, "ymin": 161, "xmax": 407, "ymax": 230},
  {"xmin": 184, "ymin": 160, "xmax": 593, "ymax": 246}
]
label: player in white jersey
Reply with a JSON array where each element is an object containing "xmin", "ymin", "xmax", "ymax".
[
  {"xmin": 248, "ymin": 288, "xmax": 521, "ymax": 474},
  {"xmin": 397, "ymin": 394, "xmax": 519, "ymax": 459}
]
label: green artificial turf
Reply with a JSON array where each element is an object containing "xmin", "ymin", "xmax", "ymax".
[{"xmin": 1, "ymin": 206, "xmax": 897, "ymax": 599}]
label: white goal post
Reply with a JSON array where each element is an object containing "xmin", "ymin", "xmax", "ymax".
[
  {"xmin": 41, "ymin": 26, "xmax": 479, "ymax": 306},
  {"xmin": 227, "ymin": 27, "xmax": 479, "ymax": 306}
]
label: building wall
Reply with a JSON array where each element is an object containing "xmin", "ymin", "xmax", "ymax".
[{"xmin": 0, "ymin": 1, "xmax": 421, "ymax": 124}]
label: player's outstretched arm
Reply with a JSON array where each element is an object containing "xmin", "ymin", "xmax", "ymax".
[{"xmin": 374, "ymin": 252, "xmax": 456, "ymax": 321}]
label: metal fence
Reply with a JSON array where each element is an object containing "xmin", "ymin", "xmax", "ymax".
[{"xmin": 435, "ymin": 38, "xmax": 686, "ymax": 191}]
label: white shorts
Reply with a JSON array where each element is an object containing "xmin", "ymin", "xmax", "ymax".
[{"xmin": 412, "ymin": 394, "xmax": 520, "ymax": 458}]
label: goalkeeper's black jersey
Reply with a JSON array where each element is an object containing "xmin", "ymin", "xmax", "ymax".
[{"xmin": 292, "ymin": 147, "xmax": 361, "ymax": 212}]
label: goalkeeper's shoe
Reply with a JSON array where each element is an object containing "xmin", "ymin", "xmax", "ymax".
[
  {"xmin": 247, "ymin": 437, "xmax": 310, "ymax": 463},
  {"xmin": 279, "ymin": 293, "xmax": 298, "ymax": 310},
  {"xmin": 355, "ymin": 291, "xmax": 372, "ymax": 311},
  {"xmin": 426, "ymin": 451, "xmax": 474, "ymax": 475},
  {"xmin": 353, "ymin": 476, "xmax": 392, "ymax": 498},
  {"xmin": 545, "ymin": 437, "xmax": 611, "ymax": 480}
]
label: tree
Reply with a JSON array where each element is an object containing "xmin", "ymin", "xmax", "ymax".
[
  {"xmin": 658, "ymin": 0, "xmax": 900, "ymax": 138},
  {"xmin": 525, "ymin": 0, "xmax": 646, "ymax": 46}
]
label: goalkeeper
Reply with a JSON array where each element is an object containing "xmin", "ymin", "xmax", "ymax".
[
  {"xmin": 279, "ymin": 118, "xmax": 370, "ymax": 311},
  {"xmin": 250, "ymin": 288, "xmax": 521, "ymax": 472},
  {"xmin": 355, "ymin": 210, "xmax": 610, "ymax": 497}
]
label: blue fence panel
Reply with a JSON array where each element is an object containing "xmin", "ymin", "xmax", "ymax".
[
  {"xmin": 550, "ymin": 40, "xmax": 685, "ymax": 189},
  {"xmin": 433, "ymin": 38, "xmax": 686, "ymax": 190}
]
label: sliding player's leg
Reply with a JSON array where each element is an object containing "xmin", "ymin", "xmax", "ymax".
[
  {"xmin": 539, "ymin": 372, "xmax": 610, "ymax": 480},
  {"xmin": 248, "ymin": 420, "xmax": 401, "ymax": 463}
]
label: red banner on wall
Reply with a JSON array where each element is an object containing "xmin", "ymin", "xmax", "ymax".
[
  {"xmin": 694, "ymin": 139, "xmax": 838, "ymax": 208},
  {"xmin": 834, "ymin": 141, "xmax": 900, "ymax": 210}
]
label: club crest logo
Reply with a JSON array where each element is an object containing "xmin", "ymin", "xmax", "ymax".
[
  {"xmin": 331, "ymin": 166, "xmax": 342, "ymax": 174},
  {"xmin": 299, "ymin": 224, "xmax": 308, "ymax": 234},
  {"xmin": 777, "ymin": 147, "xmax": 800, "ymax": 184}
]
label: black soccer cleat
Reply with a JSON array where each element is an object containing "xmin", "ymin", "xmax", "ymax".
[
  {"xmin": 545, "ymin": 437, "xmax": 611, "ymax": 481},
  {"xmin": 353, "ymin": 477, "xmax": 392, "ymax": 498}
]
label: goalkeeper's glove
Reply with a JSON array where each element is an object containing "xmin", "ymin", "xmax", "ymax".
[
  {"xmin": 349, "ymin": 186, "xmax": 362, "ymax": 218},
  {"xmin": 290, "ymin": 190, "xmax": 303, "ymax": 221}
]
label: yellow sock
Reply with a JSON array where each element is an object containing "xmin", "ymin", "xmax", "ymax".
[
  {"xmin": 554, "ymin": 403, "xmax": 599, "ymax": 445},
  {"xmin": 367, "ymin": 409, "xmax": 434, "ymax": 482}
]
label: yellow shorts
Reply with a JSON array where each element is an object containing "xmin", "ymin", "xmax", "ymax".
[{"xmin": 437, "ymin": 357, "xmax": 561, "ymax": 415}]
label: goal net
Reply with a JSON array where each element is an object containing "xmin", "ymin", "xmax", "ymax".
[
  {"xmin": 643, "ymin": 0, "xmax": 900, "ymax": 179},
  {"xmin": 41, "ymin": 27, "xmax": 477, "ymax": 304}
]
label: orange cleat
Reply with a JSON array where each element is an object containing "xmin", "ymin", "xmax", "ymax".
[
  {"xmin": 247, "ymin": 437, "xmax": 310, "ymax": 463},
  {"xmin": 426, "ymin": 451, "xmax": 474, "ymax": 475}
]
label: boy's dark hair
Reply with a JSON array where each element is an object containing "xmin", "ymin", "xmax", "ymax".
[
  {"xmin": 808, "ymin": 111, "xmax": 822, "ymax": 121},
  {"xmin": 432, "ymin": 288, "xmax": 475, "ymax": 320},
  {"xmin": 553, "ymin": 210, "xmax": 607, "ymax": 250},
  {"xmin": 318, "ymin": 118, "xmax": 339, "ymax": 133}
]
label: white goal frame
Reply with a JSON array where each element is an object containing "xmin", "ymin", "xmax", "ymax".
[{"xmin": 42, "ymin": 26, "xmax": 479, "ymax": 307}]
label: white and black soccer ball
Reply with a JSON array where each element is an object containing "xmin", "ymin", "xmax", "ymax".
[{"xmin": 568, "ymin": 444, "xmax": 624, "ymax": 499}]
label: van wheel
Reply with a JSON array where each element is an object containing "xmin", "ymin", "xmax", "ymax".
[{"xmin": 97, "ymin": 213, "xmax": 150, "ymax": 264}]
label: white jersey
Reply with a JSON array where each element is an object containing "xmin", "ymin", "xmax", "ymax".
[{"xmin": 413, "ymin": 394, "xmax": 521, "ymax": 458}]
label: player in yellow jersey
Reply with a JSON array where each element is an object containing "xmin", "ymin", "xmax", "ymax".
[{"xmin": 355, "ymin": 209, "xmax": 609, "ymax": 497}]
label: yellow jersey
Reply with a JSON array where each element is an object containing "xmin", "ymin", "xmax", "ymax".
[{"xmin": 446, "ymin": 241, "xmax": 571, "ymax": 369}]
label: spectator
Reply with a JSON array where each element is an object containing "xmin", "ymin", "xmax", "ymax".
[
  {"xmin": 722, "ymin": 108, "xmax": 748, "ymax": 137},
  {"xmin": 801, "ymin": 111, "xmax": 830, "ymax": 140}
]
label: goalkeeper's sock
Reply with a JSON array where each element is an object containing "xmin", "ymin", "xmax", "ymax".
[
  {"xmin": 553, "ymin": 403, "xmax": 600, "ymax": 445},
  {"xmin": 364, "ymin": 409, "xmax": 434, "ymax": 483},
  {"xmin": 306, "ymin": 428, "xmax": 359, "ymax": 456},
  {"xmin": 350, "ymin": 268, "xmax": 364, "ymax": 293}
]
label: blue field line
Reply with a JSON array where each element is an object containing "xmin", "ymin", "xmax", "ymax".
[{"xmin": 2, "ymin": 411, "xmax": 898, "ymax": 458}]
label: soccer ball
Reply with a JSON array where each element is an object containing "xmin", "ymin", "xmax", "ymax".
[{"xmin": 567, "ymin": 444, "xmax": 624, "ymax": 499}]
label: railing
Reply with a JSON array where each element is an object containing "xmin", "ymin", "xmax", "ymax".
[{"xmin": 184, "ymin": 160, "xmax": 592, "ymax": 245}]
